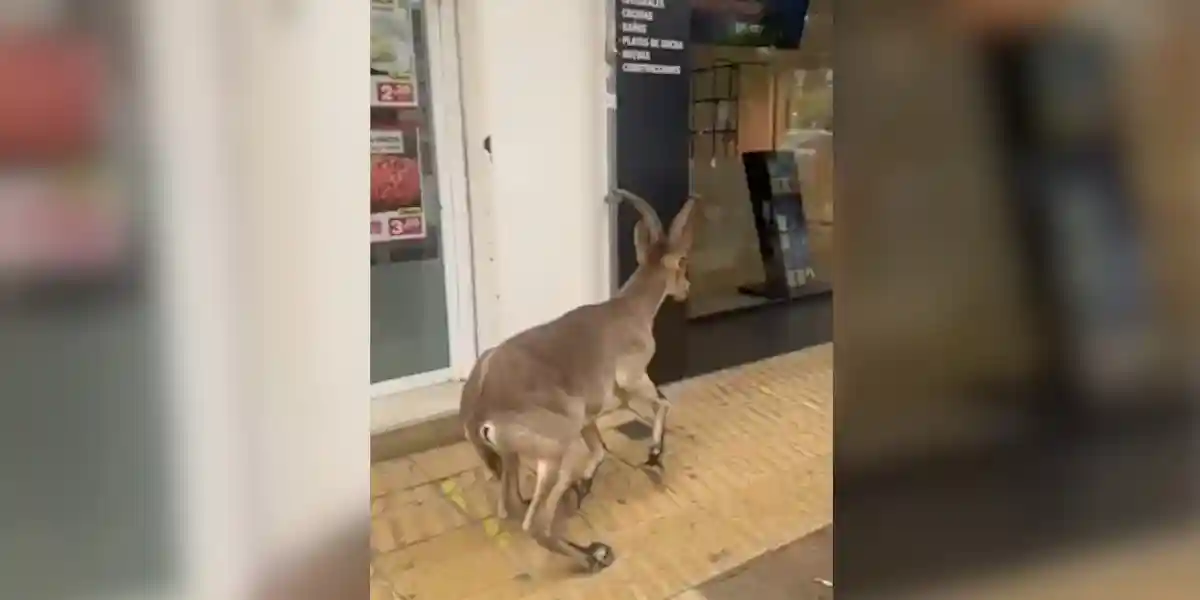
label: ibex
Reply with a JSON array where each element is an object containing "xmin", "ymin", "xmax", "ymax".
[{"xmin": 459, "ymin": 189, "xmax": 697, "ymax": 573}]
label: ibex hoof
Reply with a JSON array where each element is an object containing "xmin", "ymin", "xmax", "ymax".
[
  {"xmin": 572, "ymin": 478, "xmax": 595, "ymax": 507},
  {"xmin": 585, "ymin": 542, "xmax": 616, "ymax": 572},
  {"xmin": 645, "ymin": 446, "xmax": 664, "ymax": 469}
]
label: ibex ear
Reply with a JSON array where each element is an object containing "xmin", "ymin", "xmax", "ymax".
[
  {"xmin": 667, "ymin": 196, "xmax": 698, "ymax": 255},
  {"xmin": 634, "ymin": 220, "xmax": 653, "ymax": 264}
]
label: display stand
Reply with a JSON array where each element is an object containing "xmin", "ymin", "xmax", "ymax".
[{"xmin": 738, "ymin": 150, "xmax": 832, "ymax": 302}]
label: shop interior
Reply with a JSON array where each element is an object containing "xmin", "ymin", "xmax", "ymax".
[
  {"xmin": 667, "ymin": 0, "xmax": 833, "ymax": 376},
  {"xmin": 684, "ymin": 3, "xmax": 834, "ymax": 320}
]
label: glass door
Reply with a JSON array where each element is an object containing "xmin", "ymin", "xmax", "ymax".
[{"xmin": 370, "ymin": 0, "xmax": 473, "ymax": 391}]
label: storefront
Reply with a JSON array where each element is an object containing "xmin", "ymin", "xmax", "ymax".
[
  {"xmin": 369, "ymin": 0, "xmax": 477, "ymax": 397},
  {"xmin": 612, "ymin": 0, "xmax": 833, "ymax": 384},
  {"xmin": 371, "ymin": 0, "xmax": 833, "ymax": 430},
  {"xmin": 370, "ymin": 0, "xmax": 614, "ymax": 432}
]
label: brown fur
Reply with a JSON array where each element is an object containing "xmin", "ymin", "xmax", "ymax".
[{"xmin": 458, "ymin": 189, "xmax": 698, "ymax": 573}]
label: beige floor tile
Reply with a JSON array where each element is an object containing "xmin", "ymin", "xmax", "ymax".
[
  {"xmin": 376, "ymin": 481, "xmax": 471, "ymax": 549},
  {"xmin": 369, "ymin": 343, "xmax": 834, "ymax": 600},
  {"xmin": 377, "ymin": 524, "xmax": 524, "ymax": 599},
  {"xmin": 371, "ymin": 457, "xmax": 427, "ymax": 496},
  {"xmin": 408, "ymin": 441, "xmax": 481, "ymax": 482},
  {"xmin": 437, "ymin": 467, "xmax": 497, "ymax": 521}
]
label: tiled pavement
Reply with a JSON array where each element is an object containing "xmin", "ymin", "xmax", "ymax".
[
  {"xmin": 697, "ymin": 525, "xmax": 832, "ymax": 600},
  {"xmin": 370, "ymin": 344, "xmax": 833, "ymax": 600}
]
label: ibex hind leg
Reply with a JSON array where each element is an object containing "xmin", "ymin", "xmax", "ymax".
[
  {"xmin": 522, "ymin": 459, "xmax": 552, "ymax": 532},
  {"xmin": 496, "ymin": 453, "xmax": 527, "ymax": 520},
  {"xmin": 527, "ymin": 454, "xmax": 616, "ymax": 573},
  {"xmin": 484, "ymin": 408, "xmax": 613, "ymax": 570}
]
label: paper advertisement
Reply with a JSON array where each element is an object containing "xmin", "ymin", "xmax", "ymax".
[
  {"xmin": 370, "ymin": 122, "xmax": 425, "ymax": 242},
  {"xmin": 370, "ymin": 0, "xmax": 419, "ymax": 107},
  {"xmin": 0, "ymin": 36, "xmax": 130, "ymax": 282}
]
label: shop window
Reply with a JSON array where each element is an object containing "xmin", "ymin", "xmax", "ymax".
[{"xmin": 369, "ymin": 0, "xmax": 453, "ymax": 383}]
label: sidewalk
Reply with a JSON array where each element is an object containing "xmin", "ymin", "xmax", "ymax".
[{"xmin": 370, "ymin": 344, "xmax": 833, "ymax": 600}]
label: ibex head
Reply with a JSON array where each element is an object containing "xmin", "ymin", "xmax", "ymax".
[{"xmin": 610, "ymin": 189, "xmax": 700, "ymax": 301}]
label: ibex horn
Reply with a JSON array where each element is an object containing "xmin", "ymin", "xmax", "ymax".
[{"xmin": 607, "ymin": 189, "xmax": 664, "ymax": 241}]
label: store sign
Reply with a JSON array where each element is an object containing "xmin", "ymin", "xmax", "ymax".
[
  {"xmin": 613, "ymin": 0, "xmax": 692, "ymax": 279},
  {"xmin": 613, "ymin": 0, "xmax": 693, "ymax": 382},
  {"xmin": 615, "ymin": 0, "xmax": 689, "ymax": 76},
  {"xmin": 690, "ymin": 0, "xmax": 810, "ymax": 49}
]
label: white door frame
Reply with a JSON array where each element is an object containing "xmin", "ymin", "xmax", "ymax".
[{"xmin": 370, "ymin": 0, "xmax": 477, "ymax": 398}]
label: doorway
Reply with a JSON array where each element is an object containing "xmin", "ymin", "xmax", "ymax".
[
  {"xmin": 370, "ymin": 0, "xmax": 476, "ymax": 396},
  {"xmin": 612, "ymin": 0, "xmax": 834, "ymax": 383}
]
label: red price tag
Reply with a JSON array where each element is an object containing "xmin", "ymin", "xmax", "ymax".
[
  {"xmin": 0, "ymin": 37, "xmax": 105, "ymax": 160},
  {"xmin": 376, "ymin": 81, "xmax": 413, "ymax": 104}
]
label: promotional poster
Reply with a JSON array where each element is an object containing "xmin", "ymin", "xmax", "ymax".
[
  {"xmin": 370, "ymin": 118, "xmax": 425, "ymax": 242},
  {"xmin": 370, "ymin": 0, "xmax": 419, "ymax": 107}
]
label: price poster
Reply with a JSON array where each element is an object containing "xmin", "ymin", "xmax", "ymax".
[
  {"xmin": 370, "ymin": 0, "xmax": 419, "ymax": 107},
  {"xmin": 0, "ymin": 35, "xmax": 130, "ymax": 282},
  {"xmin": 370, "ymin": 119, "xmax": 425, "ymax": 242}
]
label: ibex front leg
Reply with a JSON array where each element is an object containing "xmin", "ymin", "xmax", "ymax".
[
  {"xmin": 647, "ymin": 387, "xmax": 671, "ymax": 468},
  {"xmin": 625, "ymin": 374, "xmax": 671, "ymax": 469}
]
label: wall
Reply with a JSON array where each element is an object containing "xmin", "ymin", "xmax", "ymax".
[
  {"xmin": 458, "ymin": 0, "xmax": 611, "ymax": 351},
  {"xmin": 226, "ymin": 0, "xmax": 371, "ymax": 570},
  {"xmin": 136, "ymin": 0, "xmax": 371, "ymax": 589},
  {"xmin": 368, "ymin": 0, "xmax": 610, "ymax": 432}
]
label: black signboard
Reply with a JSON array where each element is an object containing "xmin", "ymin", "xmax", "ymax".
[
  {"xmin": 614, "ymin": 0, "xmax": 693, "ymax": 383},
  {"xmin": 690, "ymin": 0, "xmax": 811, "ymax": 49},
  {"xmin": 739, "ymin": 151, "xmax": 831, "ymax": 300}
]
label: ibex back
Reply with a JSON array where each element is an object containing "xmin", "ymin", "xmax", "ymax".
[{"xmin": 459, "ymin": 189, "xmax": 697, "ymax": 573}]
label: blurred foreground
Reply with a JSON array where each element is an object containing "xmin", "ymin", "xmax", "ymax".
[
  {"xmin": 2, "ymin": 2, "xmax": 368, "ymax": 600},
  {"xmin": 839, "ymin": 0, "xmax": 1200, "ymax": 598}
]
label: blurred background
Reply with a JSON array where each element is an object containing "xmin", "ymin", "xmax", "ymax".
[
  {"xmin": 1, "ymin": 1, "xmax": 368, "ymax": 599},
  {"xmin": 838, "ymin": 0, "xmax": 1200, "ymax": 597}
]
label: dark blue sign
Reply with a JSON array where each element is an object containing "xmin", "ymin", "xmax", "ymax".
[
  {"xmin": 614, "ymin": 0, "xmax": 694, "ymax": 382},
  {"xmin": 690, "ymin": 0, "xmax": 810, "ymax": 49}
]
